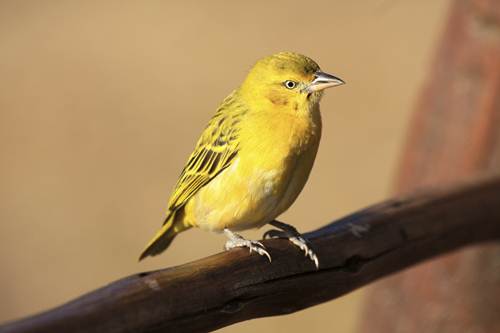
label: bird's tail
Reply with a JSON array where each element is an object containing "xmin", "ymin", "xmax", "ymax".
[{"xmin": 138, "ymin": 211, "xmax": 190, "ymax": 261}]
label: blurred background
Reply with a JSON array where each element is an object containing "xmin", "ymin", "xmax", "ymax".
[{"xmin": 0, "ymin": 1, "xmax": 453, "ymax": 332}]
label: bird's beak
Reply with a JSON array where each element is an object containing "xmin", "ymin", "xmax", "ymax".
[{"xmin": 306, "ymin": 71, "xmax": 345, "ymax": 92}]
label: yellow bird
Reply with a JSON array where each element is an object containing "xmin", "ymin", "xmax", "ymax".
[{"xmin": 139, "ymin": 52, "xmax": 344, "ymax": 268}]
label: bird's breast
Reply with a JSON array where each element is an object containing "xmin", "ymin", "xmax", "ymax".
[
  {"xmin": 185, "ymin": 107, "xmax": 322, "ymax": 231},
  {"xmin": 239, "ymin": 108, "xmax": 321, "ymax": 165},
  {"xmin": 236, "ymin": 109, "xmax": 322, "ymax": 223}
]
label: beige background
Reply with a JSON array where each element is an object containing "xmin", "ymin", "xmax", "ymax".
[{"xmin": 0, "ymin": 1, "xmax": 450, "ymax": 332}]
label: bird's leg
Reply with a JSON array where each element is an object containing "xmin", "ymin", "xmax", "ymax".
[
  {"xmin": 263, "ymin": 220, "xmax": 319, "ymax": 269},
  {"xmin": 224, "ymin": 228, "xmax": 271, "ymax": 262}
]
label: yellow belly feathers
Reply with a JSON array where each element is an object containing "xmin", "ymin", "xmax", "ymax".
[{"xmin": 183, "ymin": 106, "xmax": 321, "ymax": 232}]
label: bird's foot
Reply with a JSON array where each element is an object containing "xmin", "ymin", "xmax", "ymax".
[
  {"xmin": 263, "ymin": 220, "xmax": 319, "ymax": 269},
  {"xmin": 224, "ymin": 228, "xmax": 271, "ymax": 262}
]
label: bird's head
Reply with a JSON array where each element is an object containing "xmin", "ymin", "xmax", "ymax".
[{"xmin": 239, "ymin": 52, "xmax": 344, "ymax": 113}]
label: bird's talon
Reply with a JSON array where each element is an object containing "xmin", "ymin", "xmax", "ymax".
[
  {"xmin": 258, "ymin": 248, "xmax": 272, "ymax": 262},
  {"xmin": 311, "ymin": 254, "xmax": 319, "ymax": 269},
  {"xmin": 265, "ymin": 221, "xmax": 320, "ymax": 268},
  {"xmin": 224, "ymin": 228, "xmax": 272, "ymax": 262}
]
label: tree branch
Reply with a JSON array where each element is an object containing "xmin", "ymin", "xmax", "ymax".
[{"xmin": 1, "ymin": 176, "xmax": 500, "ymax": 333}]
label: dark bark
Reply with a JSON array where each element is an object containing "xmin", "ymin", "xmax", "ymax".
[{"xmin": 1, "ymin": 177, "xmax": 500, "ymax": 333}]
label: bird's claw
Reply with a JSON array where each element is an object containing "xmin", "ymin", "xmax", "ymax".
[
  {"xmin": 264, "ymin": 225, "xmax": 319, "ymax": 269},
  {"xmin": 288, "ymin": 236, "xmax": 319, "ymax": 269},
  {"xmin": 224, "ymin": 229, "xmax": 272, "ymax": 262}
]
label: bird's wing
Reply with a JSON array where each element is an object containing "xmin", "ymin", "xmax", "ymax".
[{"xmin": 166, "ymin": 92, "xmax": 244, "ymax": 214}]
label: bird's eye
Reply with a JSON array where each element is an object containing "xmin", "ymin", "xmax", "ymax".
[{"xmin": 284, "ymin": 80, "xmax": 297, "ymax": 89}]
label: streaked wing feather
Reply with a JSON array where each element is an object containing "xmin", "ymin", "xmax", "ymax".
[{"xmin": 166, "ymin": 91, "xmax": 245, "ymax": 213}]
